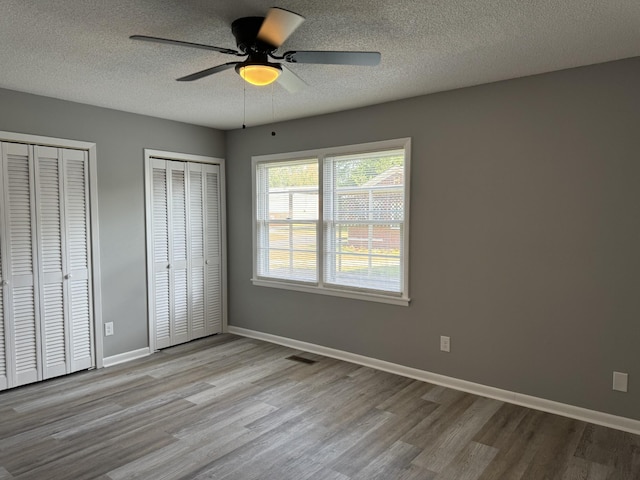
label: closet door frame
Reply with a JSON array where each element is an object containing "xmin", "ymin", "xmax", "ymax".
[
  {"xmin": 144, "ymin": 149, "xmax": 227, "ymax": 353},
  {"xmin": 0, "ymin": 131, "xmax": 103, "ymax": 368}
]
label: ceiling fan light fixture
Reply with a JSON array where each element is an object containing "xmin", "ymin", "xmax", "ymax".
[{"xmin": 238, "ymin": 63, "xmax": 282, "ymax": 86}]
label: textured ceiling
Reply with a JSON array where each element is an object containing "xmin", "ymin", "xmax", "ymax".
[{"xmin": 1, "ymin": 1, "xmax": 639, "ymax": 130}]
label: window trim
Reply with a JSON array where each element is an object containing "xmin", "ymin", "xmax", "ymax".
[{"xmin": 252, "ymin": 138, "xmax": 411, "ymax": 306}]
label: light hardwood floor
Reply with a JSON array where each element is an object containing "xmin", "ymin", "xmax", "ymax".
[{"xmin": 0, "ymin": 334, "xmax": 638, "ymax": 479}]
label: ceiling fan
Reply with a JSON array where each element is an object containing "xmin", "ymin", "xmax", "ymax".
[{"xmin": 130, "ymin": 7, "xmax": 381, "ymax": 92}]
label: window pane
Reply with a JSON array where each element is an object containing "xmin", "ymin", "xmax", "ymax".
[
  {"xmin": 257, "ymin": 222, "xmax": 317, "ymax": 282},
  {"xmin": 262, "ymin": 223, "xmax": 317, "ymax": 251},
  {"xmin": 330, "ymin": 149, "xmax": 404, "ymax": 188},
  {"xmin": 266, "ymin": 190, "xmax": 318, "ymax": 220},
  {"xmin": 324, "ymin": 223, "xmax": 403, "ymax": 292},
  {"xmin": 334, "ymin": 188, "xmax": 404, "ymax": 222},
  {"xmin": 324, "ymin": 149, "xmax": 405, "ymax": 293},
  {"xmin": 256, "ymin": 158, "xmax": 318, "ymax": 283}
]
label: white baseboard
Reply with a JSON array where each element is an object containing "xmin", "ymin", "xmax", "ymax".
[
  {"xmin": 228, "ymin": 326, "xmax": 640, "ymax": 435},
  {"xmin": 103, "ymin": 347, "xmax": 151, "ymax": 368}
]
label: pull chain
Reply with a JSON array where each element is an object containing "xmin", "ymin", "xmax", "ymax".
[
  {"xmin": 271, "ymin": 83, "xmax": 276, "ymax": 136},
  {"xmin": 242, "ymin": 81, "xmax": 246, "ymax": 129}
]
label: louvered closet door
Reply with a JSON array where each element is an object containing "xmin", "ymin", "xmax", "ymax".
[
  {"xmin": 150, "ymin": 159, "xmax": 190, "ymax": 348},
  {"xmin": 34, "ymin": 147, "xmax": 94, "ymax": 378},
  {"xmin": 0, "ymin": 144, "xmax": 7, "ymax": 390},
  {"xmin": 34, "ymin": 146, "xmax": 68, "ymax": 379},
  {"xmin": 187, "ymin": 163, "xmax": 206, "ymax": 340},
  {"xmin": 0, "ymin": 225, "xmax": 6, "ymax": 389},
  {"xmin": 149, "ymin": 158, "xmax": 222, "ymax": 349},
  {"xmin": 150, "ymin": 159, "xmax": 171, "ymax": 349},
  {"xmin": 0, "ymin": 235, "xmax": 6, "ymax": 389},
  {"xmin": 62, "ymin": 148, "xmax": 93, "ymax": 372},
  {"xmin": 203, "ymin": 164, "xmax": 222, "ymax": 335},
  {"xmin": 168, "ymin": 161, "xmax": 189, "ymax": 345},
  {"xmin": 1, "ymin": 142, "xmax": 41, "ymax": 387}
]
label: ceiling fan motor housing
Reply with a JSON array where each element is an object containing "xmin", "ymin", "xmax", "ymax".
[{"xmin": 231, "ymin": 17, "xmax": 276, "ymax": 54}]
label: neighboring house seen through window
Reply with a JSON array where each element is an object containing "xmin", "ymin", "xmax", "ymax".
[{"xmin": 252, "ymin": 138, "xmax": 410, "ymax": 306}]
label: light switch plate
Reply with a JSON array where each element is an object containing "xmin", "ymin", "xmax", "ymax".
[{"xmin": 440, "ymin": 335, "xmax": 450, "ymax": 353}]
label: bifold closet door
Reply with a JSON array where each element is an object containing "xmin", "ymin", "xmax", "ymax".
[
  {"xmin": 187, "ymin": 163, "xmax": 206, "ymax": 340},
  {"xmin": 203, "ymin": 164, "xmax": 222, "ymax": 335},
  {"xmin": 149, "ymin": 159, "xmax": 222, "ymax": 349},
  {"xmin": 151, "ymin": 159, "xmax": 189, "ymax": 348},
  {"xmin": 60, "ymin": 148, "xmax": 94, "ymax": 373},
  {"xmin": 150, "ymin": 159, "xmax": 171, "ymax": 349},
  {"xmin": 0, "ymin": 139, "xmax": 95, "ymax": 391},
  {"xmin": 34, "ymin": 146, "xmax": 93, "ymax": 379},
  {"xmin": 0, "ymin": 229, "xmax": 5, "ymax": 390},
  {"xmin": 0, "ymin": 142, "xmax": 41, "ymax": 387},
  {"xmin": 0, "ymin": 204, "xmax": 5, "ymax": 390},
  {"xmin": 189, "ymin": 163, "xmax": 222, "ymax": 339}
]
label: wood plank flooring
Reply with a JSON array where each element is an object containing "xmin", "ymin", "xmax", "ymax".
[{"xmin": 0, "ymin": 334, "xmax": 638, "ymax": 479}]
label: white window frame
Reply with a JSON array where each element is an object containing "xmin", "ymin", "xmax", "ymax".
[{"xmin": 252, "ymin": 138, "xmax": 411, "ymax": 306}]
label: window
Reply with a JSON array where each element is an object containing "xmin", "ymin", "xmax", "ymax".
[
  {"xmin": 253, "ymin": 138, "xmax": 410, "ymax": 306},
  {"xmin": 255, "ymin": 158, "xmax": 319, "ymax": 283}
]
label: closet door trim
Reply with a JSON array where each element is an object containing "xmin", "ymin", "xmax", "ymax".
[
  {"xmin": 0, "ymin": 131, "xmax": 103, "ymax": 369},
  {"xmin": 144, "ymin": 149, "xmax": 227, "ymax": 353}
]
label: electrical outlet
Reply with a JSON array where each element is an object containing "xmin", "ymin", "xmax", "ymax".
[
  {"xmin": 613, "ymin": 372, "xmax": 628, "ymax": 392},
  {"xmin": 104, "ymin": 322, "xmax": 114, "ymax": 337},
  {"xmin": 440, "ymin": 335, "xmax": 450, "ymax": 353}
]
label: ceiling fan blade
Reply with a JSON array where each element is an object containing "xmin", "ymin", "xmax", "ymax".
[
  {"xmin": 130, "ymin": 35, "xmax": 241, "ymax": 56},
  {"xmin": 177, "ymin": 62, "xmax": 240, "ymax": 82},
  {"xmin": 257, "ymin": 7, "xmax": 305, "ymax": 47},
  {"xmin": 283, "ymin": 50, "xmax": 381, "ymax": 66},
  {"xmin": 277, "ymin": 65, "xmax": 307, "ymax": 93}
]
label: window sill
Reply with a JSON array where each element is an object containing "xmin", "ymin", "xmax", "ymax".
[{"xmin": 251, "ymin": 278, "xmax": 410, "ymax": 306}]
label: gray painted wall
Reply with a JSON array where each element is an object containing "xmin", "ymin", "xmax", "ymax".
[
  {"xmin": 1, "ymin": 57, "xmax": 638, "ymax": 421},
  {"xmin": 0, "ymin": 88, "xmax": 225, "ymax": 357},
  {"xmin": 225, "ymin": 57, "xmax": 640, "ymax": 420}
]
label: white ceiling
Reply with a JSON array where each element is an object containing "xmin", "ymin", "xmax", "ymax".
[{"xmin": 1, "ymin": 1, "xmax": 639, "ymax": 130}]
